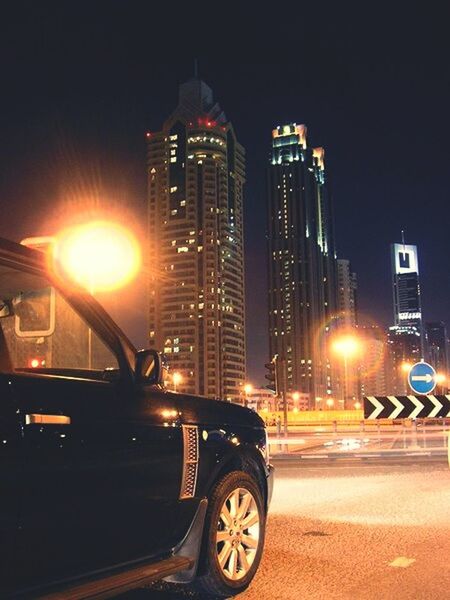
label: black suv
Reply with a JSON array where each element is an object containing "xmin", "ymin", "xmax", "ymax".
[{"xmin": 0, "ymin": 238, "xmax": 273, "ymax": 598}]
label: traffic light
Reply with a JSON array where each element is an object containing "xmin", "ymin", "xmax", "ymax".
[{"xmin": 265, "ymin": 355, "xmax": 279, "ymax": 395}]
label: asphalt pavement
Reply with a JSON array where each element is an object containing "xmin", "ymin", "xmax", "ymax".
[{"xmin": 122, "ymin": 458, "xmax": 450, "ymax": 599}]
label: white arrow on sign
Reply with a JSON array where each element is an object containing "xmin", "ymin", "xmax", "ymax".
[
  {"xmin": 411, "ymin": 374, "xmax": 434, "ymax": 383},
  {"xmin": 427, "ymin": 395, "xmax": 443, "ymax": 418},
  {"xmin": 366, "ymin": 396, "xmax": 384, "ymax": 419},
  {"xmin": 388, "ymin": 395, "xmax": 404, "ymax": 419},
  {"xmin": 446, "ymin": 395, "xmax": 450, "ymax": 417},
  {"xmin": 408, "ymin": 395, "xmax": 425, "ymax": 419}
]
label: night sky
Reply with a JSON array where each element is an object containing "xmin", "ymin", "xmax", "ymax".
[{"xmin": 1, "ymin": 3, "xmax": 449, "ymax": 384}]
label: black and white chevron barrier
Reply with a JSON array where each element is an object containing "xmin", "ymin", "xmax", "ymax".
[{"xmin": 364, "ymin": 395, "xmax": 450, "ymax": 420}]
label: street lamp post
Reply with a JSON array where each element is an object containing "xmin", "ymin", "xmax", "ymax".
[
  {"xmin": 401, "ymin": 362, "xmax": 413, "ymax": 394},
  {"xmin": 331, "ymin": 335, "xmax": 361, "ymax": 409}
]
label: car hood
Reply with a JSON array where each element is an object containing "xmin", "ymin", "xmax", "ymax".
[{"xmin": 172, "ymin": 392, "xmax": 264, "ymax": 428}]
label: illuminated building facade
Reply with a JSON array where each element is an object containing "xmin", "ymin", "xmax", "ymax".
[
  {"xmin": 147, "ymin": 77, "xmax": 246, "ymax": 401},
  {"xmin": 387, "ymin": 240, "xmax": 424, "ymax": 394},
  {"xmin": 386, "ymin": 325, "xmax": 422, "ymax": 395},
  {"xmin": 391, "ymin": 241, "xmax": 423, "ymax": 340},
  {"xmin": 426, "ymin": 321, "xmax": 448, "ymax": 374},
  {"xmin": 337, "ymin": 259, "xmax": 357, "ymax": 329},
  {"xmin": 359, "ymin": 325, "xmax": 387, "ymax": 397},
  {"xmin": 336, "ymin": 259, "xmax": 359, "ymax": 406},
  {"xmin": 267, "ymin": 124, "xmax": 337, "ymax": 407}
]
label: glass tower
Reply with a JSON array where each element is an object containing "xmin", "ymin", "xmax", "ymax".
[{"xmin": 267, "ymin": 124, "xmax": 338, "ymax": 406}]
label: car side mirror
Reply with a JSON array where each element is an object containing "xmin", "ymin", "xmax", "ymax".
[{"xmin": 135, "ymin": 349, "xmax": 164, "ymax": 385}]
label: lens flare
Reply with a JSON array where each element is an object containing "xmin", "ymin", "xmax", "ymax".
[{"xmin": 53, "ymin": 221, "xmax": 141, "ymax": 292}]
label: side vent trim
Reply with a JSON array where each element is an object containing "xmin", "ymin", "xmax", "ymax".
[{"xmin": 180, "ymin": 425, "xmax": 199, "ymax": 499}]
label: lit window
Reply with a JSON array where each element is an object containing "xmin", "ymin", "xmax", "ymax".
[
  {"xmin": 177, "ymin": 246, "xmax": 189, "ymax": 253},
  {"xmin": 170, "ymin": 157, "xmax": 177, "ymax": 163},
  {"xmin": 170, "ymin": 186, "xmax": 178, "ymax": 193},
  {"xmin": 164, "ymin": 347, "xmax": 172, "ymax": 353}
]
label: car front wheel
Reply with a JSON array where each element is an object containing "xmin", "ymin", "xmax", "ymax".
[{"xmin": 194, "ymin": 470, "xmax": 266, "ymax": 598}]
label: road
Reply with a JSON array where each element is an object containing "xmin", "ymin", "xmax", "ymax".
[{"xmin": 122, "ymin": 458, "xmax": 450, "ymax": 599}]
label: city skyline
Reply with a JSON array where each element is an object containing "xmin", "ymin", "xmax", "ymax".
[{"xmin": 0, "ymin": 6, "xmax": 448, "ymax": 385}]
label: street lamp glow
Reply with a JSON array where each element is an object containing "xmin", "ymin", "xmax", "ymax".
[
  {"xmin": 54, "ymin": 221, "xmax": 141, "ymax": 292},
  {"xmin": 326, "ymin": 398, "xmax": 334, "ymax": 408},
  {"xmin": 436, "ymin": 373, "xmax": 446, "ymax": 384},
  {"xmin": 292, "ymin": 391, "xmax": 300, "ymax": 402},
  {"xmin": 172, "ymin": 372, "xmax": 183, "ymax": 387},
  {"xmin": 354, "ymin": 401, "xmax": 362, "ymax": 410},
  {"xmin": 401, "ymin": 362, "xmax": 413, "ymax": 373},
  {"xmin": 331, "ymin": 335, "xmax": 361, "ymax": 358},
  {"xmin": 244, "ymin": 383, "xmax": 253, "ymax": 395}
]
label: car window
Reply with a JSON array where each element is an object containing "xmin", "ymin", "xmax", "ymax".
[{"xmin": 0, "ymin": 265, "xmax": 118, "ymax": 377}]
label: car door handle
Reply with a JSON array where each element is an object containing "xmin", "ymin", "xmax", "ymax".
[{"xmin": 25, "ymin": 414, "xmax": 71, "ymax": 426}]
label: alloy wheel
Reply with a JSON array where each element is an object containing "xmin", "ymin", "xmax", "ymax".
[{"xmin": 215, "ymin": 487, "xmax": 260, "ymax": 581}]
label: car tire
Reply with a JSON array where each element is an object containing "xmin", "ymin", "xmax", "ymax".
[{"xmin": 194, "ymin": 470, "xmax": 266, "ymax": 598}]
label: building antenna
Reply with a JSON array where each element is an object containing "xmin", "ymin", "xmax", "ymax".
[
  {"xmin": 194, "ymin": 58, "xmax": 199, "ymax": 79},
  {"xmin": 401, "ymin": 229, "xmax": 406, "ymax": 252}
]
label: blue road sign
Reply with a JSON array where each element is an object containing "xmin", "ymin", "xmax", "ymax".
[{"xmin": 408, "ymin": 361, "xmax": 436, "ymax": 395}]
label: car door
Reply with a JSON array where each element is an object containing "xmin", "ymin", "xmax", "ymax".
[
  {"xmin": 0, "ymin": 268, "xmax": 185, "ymax": 592},
  {"xmin": 13, "ymin": 370, "xmax": 185, "ymax": 590},
  {"xmin": 0, "ymin": 374, "xmax": 24, "ymax": 596}
]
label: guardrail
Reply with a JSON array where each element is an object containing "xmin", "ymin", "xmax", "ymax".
[
  {"xmin": 265, "ymin": 417, "xmax": 449, "ymax": 434},
  {"xmin": 266, "ymin": 419, "xmax": 450, "ymax": 459}
]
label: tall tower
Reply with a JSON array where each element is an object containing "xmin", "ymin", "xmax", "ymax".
[
  {"xmin": 391, "ymin": 239, "xmax": 423, "ymax": 335},
  {"xmin": 267, "ymin": 123, "xmax": 337, "ymax": 406},
  {"xmin": 426, "ymin": 321, "xmax": 448, "ymax": 373},
  {"xmin": 337, "ymin": 259, "xmax": 358, "ymax": 329},
  {"xmin": 147, "ymin": 77, "xmax": 246, "ymax": 401},
  {"xmin": 336, "ymin": 258, "xmax": 359, "ymax": 406},
  {"xmin": 388, "ymin": 238, "xmax": 424, "ymax": 393}
]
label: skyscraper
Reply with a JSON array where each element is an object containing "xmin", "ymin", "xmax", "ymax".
[
  {"xmin": 388, "ymin": 239, "xmax": 424, "ymax": 393},
  {"xmin": 267, "ymin": 124, "xmax": 337, "ymax": 406},
  {"xmin": 147, "ymin": 76, "xmax": 246, "ymax": 401},
  {"xmin": 391, "ymin": 240, "xmax": 423, "ymax": 336},
  {"xmin": 426, "ymin": 321, "xmax": 449, "ymax": 374},
  {"xmin": 359, "ymin": 326, "xmax": 387, "ymax": 397},
  {"xmin": 337, "ymin": 259, "xmax": 357, "ymax": 329},
  {"xmin": 336, "ymin": 259, "xmax": 359, "ymax": 406},
  {"xmin": 386, "ymin": 325, "xmax": 422, "ymax": 395}
]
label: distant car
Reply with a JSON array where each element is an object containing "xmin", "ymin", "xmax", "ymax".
[{"xmin": 0, "ymin": 237, "xmax": 273, "ymax": 598}]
